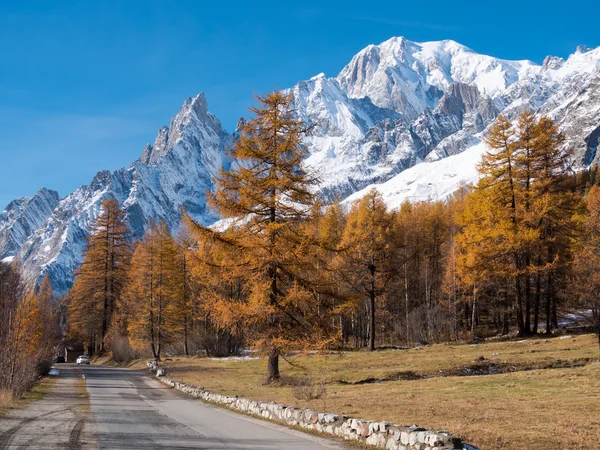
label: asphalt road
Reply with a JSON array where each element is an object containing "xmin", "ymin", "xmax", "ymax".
[
  {"xmin": 0, "ymin": 365, "xmax": 96, "ymax": 449},
  {"xmin": 1, "ymin": 364, "xmax": 348, "ymax": 449}
]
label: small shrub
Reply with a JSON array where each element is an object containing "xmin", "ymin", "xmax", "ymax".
[
  {"xmin": 291, "ymin": 377, "xmax": 327, "ymax": 401},
  {"xmin": 106, "ymin": 330, "xmax": 137, "ymax": 362}
]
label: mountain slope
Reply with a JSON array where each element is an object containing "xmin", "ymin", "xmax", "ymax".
[
  {"xmin": 0, "ymin": 188, "xmax": 60, "ymax": 261},
  {"xmin": 13, "ymin": 93, "xmax": 230, "ymax": 293},
  {"xmin": 2, "ymin": 37, "xmax": 600, "ymax": 292}
]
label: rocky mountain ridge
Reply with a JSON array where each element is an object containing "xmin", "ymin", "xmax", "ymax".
[{"xmin": 2, "ymin": 37, "xmax": 600, "ymax": 292}]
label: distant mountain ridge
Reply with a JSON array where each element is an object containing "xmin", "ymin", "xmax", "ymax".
[{"xmin": 2, "ymin": 36, "xmax": 600, "ymax": 292}]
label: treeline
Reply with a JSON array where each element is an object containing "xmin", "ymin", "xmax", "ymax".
[
  {"xmin": 0, "ymin": 266, "xmax": 60, "ymax": 398},
  {"xmin": 66, "ymin": 93, "xmax": 600, "ymax": 381}
]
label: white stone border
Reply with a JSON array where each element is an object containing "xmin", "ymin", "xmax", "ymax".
[{"xmin": 158, "ymin": 376, "xmax": 474, "ymax": 450}]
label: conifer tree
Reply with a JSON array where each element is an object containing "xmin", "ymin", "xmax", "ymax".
[
  {"xmin": 572, "ymin": 185, "xmax": 600, "ymax": 350},
  {"xmin": 122, "ymin": 222, "xmax": 176, "ymax": 360},
  {"xmin": 68, "ymin": 198, "xmax": 131, "ymax": 353},
  {"xmin": 529, "ymin": 116, "xmax": 580, "ymax": 333},
  {"xmin": 515, "ymin": 110, "xmax": 538, "ymax": 333},
  {"xmin": 476, "ymin": 115, "xmax": 527, "ymax": 334},
  {"xmin": 186, "ymin": 91, "xmax": 338, "ymax": 383},
  {"xmin": 166, "ymin": 231, "xmax": 195, "ymax": 355},
  {"xmin": 335, "ymin": 189, "xmax": 397, "ymax": 351}
]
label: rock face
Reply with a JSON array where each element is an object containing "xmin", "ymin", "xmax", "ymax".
[
  {"xmin": 10, "ymin": 93, "xmax": 230, "ymax": 293},
  {"xmin": 0, "ymin": 188, "xmax": 60, "ymax": 261},
  {"xmin": 2, "ymin": 36, "xmax": 600, "ymax": 292}
]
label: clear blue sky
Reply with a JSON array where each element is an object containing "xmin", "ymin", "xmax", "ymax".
[{"xmin": 1, "ymin": 0, "xmax": 598, "ymax": 208}]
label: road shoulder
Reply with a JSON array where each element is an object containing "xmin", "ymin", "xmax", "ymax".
[{"xmin": 0, "ymin": 365, "xmax": 97, "ymax": 449}]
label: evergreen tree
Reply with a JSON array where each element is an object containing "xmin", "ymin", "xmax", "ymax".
[{"xmin": 530, "ymin": 116, "xmax": 580, "ymax": 333}]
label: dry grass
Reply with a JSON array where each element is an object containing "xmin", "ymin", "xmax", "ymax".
[
  {"xmin": 0, "ymin": 389, "xmax": 15, "ymax": 412},
  {"xmin": 0, "ymin": 377, "xmax": 57, "ymax": 416},
  {"xmin": 128, "ymin": 333, "xmax": 600, "ymax": 450}
]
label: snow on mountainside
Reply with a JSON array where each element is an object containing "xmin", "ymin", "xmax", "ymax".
[
  {"xmin": 13, "ymin": 93, "xmax": 230, "ymax": 293},
  {"xmin": 2, "ymin": 36, "xmax": 600, "ymax": 292},
  {"xmin": 0, "ymin": 188, "xmax": 59, "ymax": 259},
  {"xmin": 337, "ymin": 37, "xmax": 539, "ymax": 116},
  {"xmin": 343, "ymin": 142, "xmax": 486, "ymax": 209},
  {"xmin": 294, "ymin": 37, "xmax": 600, "ymax": 205}
]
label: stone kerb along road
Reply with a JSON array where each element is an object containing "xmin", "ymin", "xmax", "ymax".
[{"xmin": 157, "ymin": 374, "xmax": 474, "ymax": 450}]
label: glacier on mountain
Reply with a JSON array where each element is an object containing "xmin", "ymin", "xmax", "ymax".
[{"xmin": 2, "ymin": 36, "xmax": 600, "ymax": 292}]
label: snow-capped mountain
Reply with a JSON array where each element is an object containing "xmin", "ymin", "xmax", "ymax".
[
  {"xmin": 11, "ymin": 93, "xmax": 230, "ymax": 293},
  {"xmin": 0, "ymin": 188, "xmax": 60, "ymax": 262},
  {"xmin": 2, "ymin": 37, "xmax": 600, "ymax": 292}
]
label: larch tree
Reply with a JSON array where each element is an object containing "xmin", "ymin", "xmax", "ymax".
[
  {"xmin": 475, "ymin": 115, "xmax": 528, "ymax": 334},
  {"xmin": 122, "ymin": 222, "xmax": 177, "ymax": 360},
  {"xmin": 166, "ymin": 230, "xmax": 195, "ymax": 356},
  {"xmin": 529, "ymin": 116, "xmax": 580, "ymax": 333},
  {"xmin": 515, "ymin": 110, "xmax": 539, "ymax": 333},
  {"xmin": 68, "ymin": 198, "xmax": 131, "ymax": 354},
  {"xmin": 572, "ymin": 185, "xmax": 600, "ymax": 351},
  {"xmin": 335, "ymin": 189, "xmax": 397, "ymax": 351},
  {"xmin": 186, "ymin": 91, "xmax": 339, "ymax": 383}
]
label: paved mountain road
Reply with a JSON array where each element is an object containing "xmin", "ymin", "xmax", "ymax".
[
  {"xmin": 0, "ymin": 366, "xmax": 96, "ymax": 449},
  {"xmin": 0, "ymin": 365, "xmax": 348, "ymax": 449}
]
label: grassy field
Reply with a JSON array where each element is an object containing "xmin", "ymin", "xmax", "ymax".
[{"xmin": 128, "ymin": 334, "xmax": 600, "ymax": 450}]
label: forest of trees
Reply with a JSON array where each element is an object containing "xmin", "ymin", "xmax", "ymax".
[{"xmin": 64, "ymin": 93, "xmax": 600, "ymax": 382}]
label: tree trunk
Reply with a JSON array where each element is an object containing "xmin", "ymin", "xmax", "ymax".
[
  {"xmin": 515, "ymin": 267, "xmax": 525, "ymax": 336},
  {"xmin": 545, "ymin": 272, "xmax": 553, "ymax": 335},
  {"xmin": 533, "ymin": 266, "xmax": 541, "ymax": 335},
  {"xmin": 502, "ymin": 311, "xmax": 510, "ymax": 335},
  {"xmin": 151, "ymin": 343, "xmax": 159, "ymax": 360},
  {"xmin": 404, "ymin": 261, "xmax": 410, "ymax": 346},
  {"xmin": 525, "ymin": 254, "xmax": 531, "ymax": 334},
  {"xmin": 183, "ymin": 324, "xmax": 189, "ymax": 356},
  {"xmin": 264, "ymin": 347, "xmax": 280, "ymax": 384},
  {"xmin": 368, "ymin": 263, "xmax": 376, "ymax": 351},
  {"xmin": 471, "ymin": 286, "xmax": 477, "ymax": 336}
]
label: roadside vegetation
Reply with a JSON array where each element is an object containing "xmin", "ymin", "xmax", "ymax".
[
  {"xmin": 0, "ymin": 264, "xmax": 61, "ymax": 406},
  {"xmin": 63, "ymin": 93, "xmax": 600, "ymax": 447},
  {"xmin": 127, "ymin": 333, "xmax": 600, "ymax": 450},
  {"xmin": 0, "ymin": 376, "xmax": 57, "ymax": 416}
]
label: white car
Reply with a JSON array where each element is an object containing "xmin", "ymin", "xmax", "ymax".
[{"xmin": 76, "ymin": 355, "xmax": 90, "ymax": 365}]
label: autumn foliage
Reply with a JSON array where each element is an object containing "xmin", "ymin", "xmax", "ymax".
[
  {"xmin": 67, "ymin": 198, "xmax": 132, "ymax": 354},
  {"xmin": 0, "ymin": 270, "xmax": 60, "ymax": 397},
  {"xmin": 63, "ymin": 99, "xmax": 600, "ymax": 380}
]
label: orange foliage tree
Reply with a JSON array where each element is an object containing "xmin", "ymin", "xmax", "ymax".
[{"xmin": 186, "ymin": 92, "xmax": 342, "ymax": 382}]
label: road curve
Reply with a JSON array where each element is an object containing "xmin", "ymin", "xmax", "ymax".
[{"xmin": 82, "ymin": 364, "xmax": 347, "ymax": 450}]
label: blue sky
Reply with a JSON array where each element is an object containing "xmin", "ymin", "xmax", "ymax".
[{"xmin": 1, "ymin": 0, "xmax": 598, "ymax": 208}]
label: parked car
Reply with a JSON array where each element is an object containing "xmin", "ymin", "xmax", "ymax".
[
  {"xmin": 76, "ymin": 355, "xmax": 90, "ymax": 365},
  {"xmin": 55, "ymin": 355, "xmax": 65, "ymax": 363}
]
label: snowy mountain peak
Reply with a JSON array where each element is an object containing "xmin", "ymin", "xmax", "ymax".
[
  {"xmin": 337, "ymin": 36, "xmax": 540, "ymax": 119},
  {"xmin": 8, "ymin": 93, "xmax": 230, "ymax": 293},
  {"xmin": 542, "ymin": 55, "xmax": 565, "ymax": 71},
  {"xmin": 3, "ymin": 37, "xmax": 600, "ymax": 294},
  {"xmin": 576, "ymin": 44, "xmax": 592, "ymax": 54},
  {"xmin": 181, "ymin": 92, "xmax": 209, "ymax": 118},
  {"xmin": 140, "ymin": 92, "xmax": 224, "ymax": 165}
]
